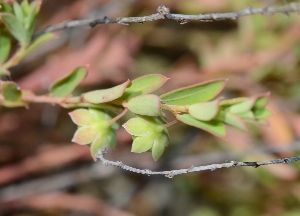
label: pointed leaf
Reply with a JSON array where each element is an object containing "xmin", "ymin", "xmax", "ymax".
[
  {"xmin": 189, "ymin": 100, "xmax": 219, "ymax": 121},
  {"xmin": 0, "ymin": 13, "xmax": 28, "ymax": 44},
  {"xmin": 122, "ymin": 117, "xmax": 149, "ymax": 136},
  {"xmin": 0, "ymin": 28, "xmax": 11, "ymax": 64},
  {"xmin": 227, "ymin": 98, "xmax": 256, "ymax": 114},
  {"xmin": 220, "ymin": 97, "xmax": 247, "ymax": 107},
  {"xmin": 176, "ymin": 114, "xmax": 226, "ymax": 138},
  {"xmin": 0, "ymin": 3, "xmax": 13, "ymax": 13},
  {"xmin": 131, "ymin": 135, "xmax": 154, "ymax": 153},
  {"xmin": 117, "ymin": 74, "xmax": 169, "ymax": 101},
  {"xmin": 13, "ymin": 2, "xmax": 24, "ymax": 22},
  {"xmin": 161, "ymin": 79, "xmax": 227, "ymax": 105},
  {"xmin": 253, "ymin": 93, "xmax": 270, "ymax": 109},
  {"xmin": 253, "ymin": 108, "xmax": 271, "ymax": 119},
  {"xmin": 152, "ymin": 138, "xmax": 166, "ymax": 161},
  {"xmin": 125, "ymin": 94, "xmax": 161, "ymax": 116},
  {"xmin": 20, "ymin": 0, "xmax": 30, "ymax": 16},
  {"xmin": 83, "ymin": 80, "xmax": 130, "ymax": 103},
  {"xmin": 69, "ymin": 109, "xmax": 94, "ymax": 126},
  {"xmin": 1, "ymin": 81, "xmax": 21, "ymax": 102},
  {"xmin": 24, "ymin": 33, "xmax": 55, "ymax": 56},
  {"xmin": 90, "ymin": 130, "xmax": 116, "ymax": 161},
  {"xmin": 239, "ymin": 111, "xmax": 255, "ymax": 119},
  {"xmin": 218, "ymin": 111, "xmax": 247, "ymax": 131},
  {"xmin": 49, "ymin": 66, "xmax": 87, "ymax": 97},
  {"xmin": 72, "ymin": 126, "xmax": 96, "ymax": 145}
]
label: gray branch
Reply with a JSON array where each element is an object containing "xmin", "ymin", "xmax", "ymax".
[
  {"xmin": 34, "ymin": 3, "xmax": 300, "ymax": 37},
  {"xmin": 96, "ymin": 148, "xmax": 300, "ymax": 178}
]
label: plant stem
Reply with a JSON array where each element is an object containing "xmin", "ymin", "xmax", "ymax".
[{"xmin": 107, "ymin": 108, "xmax": 128, "ymax": 125}]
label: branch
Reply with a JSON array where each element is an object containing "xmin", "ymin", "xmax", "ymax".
[
  {"xmin": 34, "ymin": 3, "xmax": 300, "ymax": 37},
  {"xmin": 96, "ymin": 148, "xmax": 300, "ymax": 178}
]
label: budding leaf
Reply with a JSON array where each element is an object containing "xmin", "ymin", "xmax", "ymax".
[
  {"xmin": 123, "ymin": 116, "xmax": 169, "ymax": 161},
  {"xmin": 116, "ymin": 74, "xmax": 169, "ymax": 101},
  {"xmin": 189, "ymin": 100, "xmax": 219, "ymax": 121},
  {"xmin": 49, "ymin": 66, "xmax": 87, "ymax": 97},
  {"xmin": 125, "ymin": 94, "xmax": 161, "ymax": 116},
  {"xmin": 1, "ymin": 81, "xmax": 21, "ymax": 102},
  {"xmin": 176, "ymin": 114, "xmax": 226, "ymax": 138},
  {"xmin": 69, "ymin": 109, "xmax": 118, "ymax": 161},
  {"xmin": 160, "ymin": 79, "xmax": 227, "ymax": 105},
  {"xmin": 83, "ymin": 80, "xmax": 130, "ymax": 104}
]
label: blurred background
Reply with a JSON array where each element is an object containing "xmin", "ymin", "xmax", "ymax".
[{"xmin": 1, "ymin": 0, "xmax": 300, "ymax": 215}]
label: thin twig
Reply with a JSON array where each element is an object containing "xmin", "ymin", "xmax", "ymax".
[
  {"xmin": 96, "ymin": 148, "xmax": 300, "ymax": 178},
  {"xmin": 34, "ymin": 3, "xmax": 300, "ymax": 37}
]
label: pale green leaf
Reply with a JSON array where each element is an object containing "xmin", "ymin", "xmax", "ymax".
[
  {"xmin": 72, "ymin": 126, "xmax": 96, "ymax": 145},
  {"xmin": 83, "ymin": 80, "xmax": 130, "ymax": 103},
  {"xmin": 125, "ymin": 94, "xmax": 161, "ymax": 116},
  {"xmin": 131, "ymin": 135, "xmax": 154, "ymax": 153},
  {"xmin": 13, "ymin": 2, "xmax": 24, "ymax": 22},
  {"xmin": 69, "ymin": 109, "xmax": 94, "ymax": 126},
  {"xmin": 227, "ymin": 98, "xmax": 256, "ymax": 114},
  {"xmin": 152, "ymin": 138, "xmax": 166, "ymax": 161},
  {"xmin": 117, "ymin": 74, "xmax": 169, "ymax": 101},
  {"xmin": 160, "ymin": 79, "xmax": 227, "ymax": 105},
  {"xmin": 49, "ymin": 66, "xmax": 87, "ymax": 97},
  {"xmin": 1, "ymin": 81, "xmax": 21, "ymax": 102},
  {"xmin": 176, "ymin": 114, "xmax": 226, "ymax": 138},
  {"xmin": 189, "ymin": 100, "xmax": 219, "ymax": 121},
  {"xmin": 122, "ymin": 117, "xmax": 149, "ymax": 136}
]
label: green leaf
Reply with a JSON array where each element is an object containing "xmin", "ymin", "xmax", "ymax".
[
  {"xmin": 218, "ymin": 111, "xmax": 247, "ymax": 131},
  {"xmin": 20, "ymin": 0, "xmax": 30, "ymax": 17},
  {"xmin": 253, "ymin": 93, "xmax": 270, "ymax": 109},
  {"xmin": 189, "ymin": 100, "xmax": 219, "ymax": 121},
  {"xmin": 72, "ymin": 126, "xmax": 96, "ymax": 145},
  {"xmin": 239, "ymin": 111, "xmax": 255, "ymax": 120},
  {"xmin": 131, "ymin": 135, "xmax": 154, "ymax": 153},
  {"xmin": 0, "ymin": 3, "xmax": 13, "ymax": 14},
  {"xmin": 49, "ymin": 66, "xmax": 87, "ymax": 97},
  {"xmin": 152, "ymin": 136, "xmax": 168, "ymax": 161},
  {"xmin": 116, "ymin": 74, "xmax": 169, "ymax": 101},
  {"xmin": 83, "ymin": 80, "xmax": 130, "ymax": 103},
  {"xmin": 227, "ymin": 98, "xmax": 256, "ymax": 114},
  {"xmin": 0, "ymin": 13, "xmax": 28, "ymax": 44},
  {"xmin": 90, "ymin": 130, "xmax": 116, "ymax": 161},
  {"xmin": 69, "ymin": 109, "xmax": 95, "ymax": 126},
  {"xmin": 123, "ymin": 115, "xmax": 169, "ymax": 160},
  {"xmin": 253, "ymin": 108, "xmax": 271, "ymax": 119},
  {"xmin": 24, "ymin": 33, "xmax": 55, "ymax": 56},
  {"xmin": 122, "ymin": 117, "xmax": 149, "ymax": 136},
  {"xmin": 1, "ymin": 81, "xmax": 21, "ymax": 102},
  {"xmin": 13, "ymin": 2, "xmax": 24, "ymax": 22},
  {"xmin": 125, "ymin": 94, "xmax": 161, "ymax": 116},
  {"xmin": 176, "ymin": 114, "xmax": 226, "ymax": 138},
  {"xmin": 160, "ymin": 79, "xmax": 227, "ymax": 105},
  {"xmin": 0, "ymin": 29, "xmax": 11, "ymax": 64}
]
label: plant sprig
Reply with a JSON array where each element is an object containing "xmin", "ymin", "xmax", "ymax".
[{"xmin": 0, "ymin": 66, "xmax": 270, "ymax": 161}]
